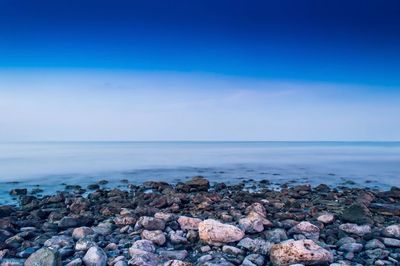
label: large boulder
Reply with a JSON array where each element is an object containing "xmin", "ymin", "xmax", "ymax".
[
  {"xmin": 25, "ymin": 247, "xmax": 61, "ymax": 266},
  {"xmin": 269, "ymin": 239, "xmax": 333, "ymax": 266},
  {"xmin": 198, "ymin": 219, "xmax": 244, "ymax": 245}
]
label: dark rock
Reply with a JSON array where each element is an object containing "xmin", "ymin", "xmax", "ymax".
[{"xmin": 341, "ymin": 204, "xmax": 372, "ymax": 224}]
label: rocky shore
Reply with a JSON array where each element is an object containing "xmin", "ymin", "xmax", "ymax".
[{"xmin": 1, "ymin": 176, "xmax": 400, "ymax": 265}]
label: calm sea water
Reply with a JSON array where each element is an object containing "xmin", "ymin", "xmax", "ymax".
[{"xmin": 0, "ymin": 141, "xmax": 399, "ymax": 204}]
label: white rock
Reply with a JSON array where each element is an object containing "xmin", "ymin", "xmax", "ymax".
[
  {"xmin": 317, "ymin": 213, "xmax": 335, "ymax": 224},
  {"xmin": 383, "ymin": 224, "xmax": 400, "ymax": 238},
  {"xmin": 82, "ymin": 246, "xmax": 107, "ymax": 266}
]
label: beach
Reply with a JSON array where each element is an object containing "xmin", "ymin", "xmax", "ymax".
[{"xmin": 1, "ymin": 175, "xmax": 400, "ymax": 265}]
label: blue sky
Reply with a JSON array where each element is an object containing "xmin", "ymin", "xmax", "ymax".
[{"xmin": 0, "ymin": 0, "xmax": 400, "ymax": 140}]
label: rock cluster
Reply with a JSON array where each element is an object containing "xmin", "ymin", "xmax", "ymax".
[{"xmin": 1, "ymin": 176, "xmax": 400, "ymax": 265}]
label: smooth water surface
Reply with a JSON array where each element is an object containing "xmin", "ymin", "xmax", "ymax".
[{"xmin": 0, "ymin": 141, "xmax": 399, "ymax": 204}]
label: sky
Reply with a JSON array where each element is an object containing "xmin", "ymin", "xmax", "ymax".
[{"xmin": 0, "ymin": 0, "xmax": 400, "ymax": 141}]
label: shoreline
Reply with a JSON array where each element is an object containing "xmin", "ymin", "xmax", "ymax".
[{"xmin": 1, "ymin": 177, "xmax": 400, "ymax": 265}]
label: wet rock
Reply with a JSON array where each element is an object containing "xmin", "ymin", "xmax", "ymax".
[
  {"xmin": 288, "ymin": 221, "xmax": 320, "ymax": 241},
  {"xmin": 177, "ymin": 216, "xmax": 202, "ymax": 231},
  {"xmin": 198, "ymin": 219, "xmax": 244, "ymax": 245},
  {"xmin": 141, "ymin": 230, "xmax": 166, "ymax": 245},
  {"xmin": 25, "ymin": 247, "xmax": 61, "ymax": 266},
  {"xmin": 339, "ymin": 223, "xmax": 371, "ymax": 236},
  {"xmin": 341, "ymin": 204, "xmax": 372, "ymax": 224},
  {"xmin": 269, "ymin": 239, "xmax": 333, "ymax": 266},
  {"xmin": 339, "ymin": 243, "xmax": 363, "ymax": 253},
  {"xmin": 82, "ymin": 246, "xmax": 107, "ymax": 266}
]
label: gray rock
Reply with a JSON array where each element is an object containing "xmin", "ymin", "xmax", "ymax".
[
  {"xmin": 339, "ymin": 243, "xmax": 363, "ymax": 253},
  {"xmin": 82, "ymin": 246, "xmax": 107, "ymax": 266},
  {"xmin": 131, "ymin": 240, "xmax": 156, "ymax": 253},
  {"xmin": 0, "ymin": 258, "xmax": 25, "ymax": 266},
  {"xmin": 44, "ymin": 235, "xmax": 74, "ymax": 248},
  {"xmin": 65, "ymin": 258, "xmax": 83, "ymax": 266},
  {"xmin": 158, "ymin": 250, "xmax": 188, "ymax": 260},
  {"xmin": 288, "ymin": 221, "xmax": 320, "ymax": 241},
  {"xmin": 25, "ymin": 247, "xmax": 61, "ymax": 266},
  {"xmin": 128, "ymin": 251, "xmax": 160, "ymax": 266},
  {"xmin": 383, "ymin": 224, "xmax": 400, "ymax": 239},
  {"xmin": 237, "ymin": 237, "xmax": 272, "ymax": 255},
  {"xmin": 75, "ymin": 238, "xmax": 97, "ymax": 251},
  {"xmin": 136, "ymin": 217, "xmax": 166, "ymax": 231},
  {"xmin": 72, "ymin": 227, "xmax": 95, "ymax": 240},
  {"xmin": 222, "ymin": 245, "xmax": 243, "ymax": 255},
  {"xmin": 339, "ymin": 223, "xmax": 371, "ymax": 236},
  {"xmin": 382, "ymin": 237, "xmax": 400, "ymax": 247},
  {"xmin": 242, "ymin": 254, "xmax": 264, "ymax": 266},
  {"xmin": 365, "ymin": 239, "xmax": 385, "ymax": 250}
]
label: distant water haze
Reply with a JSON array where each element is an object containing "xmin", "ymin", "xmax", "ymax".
[{"xmin": 0, "ymin": 141, "xmax": 399, "ymax": 204}]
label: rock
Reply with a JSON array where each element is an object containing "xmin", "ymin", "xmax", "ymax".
[
  {"xmin": 222, "ymin": 245, "xmax": 243, "ymax": 255},
  {"xmin": 9, "ymin": 189, "xmax": 27, "ymax": 196},
  {"xmin": 75, "ymin": 238, "xmax": 96, "ymax": 251},
  {"xmin": 198, "ymin": 219, "xmax": 244, "ymax": 245},
  {"xmin": 0, "ymin": 258, "xmax": 25, "ymax": 266},
  {"xmin": 159, "ymin": 250, "xmax": 188, "ymax": 260},
  {"xmin": 131, "ymin": 240, "xmax": 156, "ymax": 253},
  {"xmin": 141, "ymin": 230, "xmax": 166, "ymax": 245},
  {"xmin": 338, "ymin": 243, "xmax": 363, "ymax": 253},
  {"xmin": 339, "ymin": 223, "xmax": 371, "ymax": 236},
  {"xmin": 242, "ymin": 254, "xmax": 265, "ymax": 266},
  {"xmin": 288, "ymin": 221, "xmax": 320, "ymax": 241},
  {"xmin": 128, "ymin": 251, "xmax": 160, "ymax": 266},
  {"xmin": 177, "ymin": 216, "xmax": 202, "ymax": 231},
  {"xmin": 25, "ymin": 247, "xmax": 61, "ymax": 266},
  {"xmin": 185, "ymin": 176, "xmax": 210, "ymax": 191},
  {"xmin": 382, "ymin": 224, "xmax": 400, "ymax": 238},
  {"xmin": 43, "ymin": 235, "xmax": 74, "ymax": 248},
  {"xmin": 237, "ymin": 237, "xmax": 272, "ymax": 255},
  {"xmin": 264, "ymin": 229, "xmax": 288, "ymax": 244},
  {"xmin": 269, "ymin": 239, "xmax": 333, "ymax": 266},
  {"xmin": 163, "ymin": 260, "xmax": 192, "ymax": 266},
  {"xmin": 72, "ymin": 226, "xmax": 95, "ymax": 240},
  {"xmin": 317, "ymin": 213, "xmax": 335, "ymax": 224},
  {"xmin": 336, "ymin": 237, "xmax": 356, "ymax": 246},
  {"xmin": 239, "ymin": 211, "xmax": 272, "ymax": 233},
  {"xmin": 341, "ymin": 204, "xmax": 372, "ymax": 224},
  {"xmin": 58, "ymin": 216, "xmax": 92, "ymax": 229},
  {"xmin": 365, "ymin": 239, "xmax": 385, "ymax": 250},
  {"xmin": 382, "ymin": 237, "xmax": 400, "ymax": 247},
  {"xmin": 82, "ymin": 246, "xmax": 107, "ymax": 266},
  {"xmin": 169, "ymin": 231, "xmax": 188, "ymax": 244},
  {"xmin": 65, "ymin": 258, "xmax": 83, "ymax": 266},
  {"xmin": 370, "ymin": 203, "xmax": 400, "ymax": 216},
  {"xmin": 136, "ymin": 217, "xmax": 166, "ymax": 231}
]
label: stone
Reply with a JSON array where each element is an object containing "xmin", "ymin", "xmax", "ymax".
[
  {"xmin": 382, "ymin": 237, "xmax": 400, "ymax": 247},
  {"xmin": 338, "ymin": 243, "xmax": 363, "ymax": 253},
  {"xmin": 264, "ymin": 229, "xmax": 288, "ymax": 243},
  {"xmin": 198, "ymin": 219, "xmax": 244, "ymax": 245},
  {"xmin": 317, "ymin": 213, "xmax": 335, "ymax": 224},
  {"xmin": 222, "ymin": 245, "xmax": 243, "ymax": 255},
  {"xmin": 141, "ymin": 230, "xmax": 166, "ymax": 245},
  {"xmin": 339, "ymin": 223, "xmax": 371, "ymax": 236},
  {"xmin": 65, "ymin": 258, "xmax": 83, "ymax": 266},
  {"xmin": 383, "ymin": 224, "xmax": 400, "ymax": 238},
  {"xmin": 177, "ymin": 216, "xmax": 202, "ymax": 231},
  {"xmin": 82, "ymin": 246, "xmax": 107, "ymax": 266},
  {"xmin": 370, "ymin": 203, "xmax": 400, "ymax": 216},
  {"xmin": 239, "ymin": 211, "xmax": 273, "ymax": 233},
  {"xmin": 243, "ymin": 254, "xmax": 265, "ymax": 266},
  {"xmin": 185, "ymin": 176, "xmax": 210, "ymax": 191},
  {"xmin": 128, "ymin": 251, "xmax": 160, "ymax": 266},
  {"xmin": 288, "ymin": 221, "xmax": 320, "ymax": 241},
  {"xmin": 43, "ymin": 235, "xmax": 74, "ymax": 248},
  {"xmin": 237, "ymin": 237, "xmax": 272, "ymax": 255},
  {"xmin": 25, "ymin": 247, "xmax": 61, "ymax": 266},
  {"xmin": 169, "ymin": 231, "xmax": 188, "ymax": 244},
  {"xmin": 159, "ymin": 250, "xmax": 188, "ymax": 260},
  {"xmin": 365, "ymin": 239, "xmax": 385, "ymax": 250},
  {"xmin": 0, "ymin": 258, "xmax": 25, "ymax": 266},
  {"xmin": 136, "ymin": 217, "xmax": 166, "ymax": 231},
  {"xmin": 163, "ymin": 260, "xmax": 192, "ymax": 266},
  {"xmin": 131, "ymin": 240, "xmax": 156, "ymax": 253},
  {"xmin": 341, "ymin": 204, "xmax": 372, "ymax": 224},
  {"xmin": 75, "ymin": 238, "xmax": 96, "ymax": 251},
  {"xmin": 72, "ymin": 226, "xmax": 95, "ymax": 240},
  {"xmin": 269, "ymin": 239, "xmax": 333, "ymax": 266}
]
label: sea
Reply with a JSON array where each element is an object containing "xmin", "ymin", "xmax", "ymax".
[{"xmin": 1, "ymin": 141, "xmax": 399, "ymax": 204}]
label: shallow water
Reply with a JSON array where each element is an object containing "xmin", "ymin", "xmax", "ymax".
[{"xmin": 1, "ymin": 141, "xmax": 399, "ymax": 204}]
